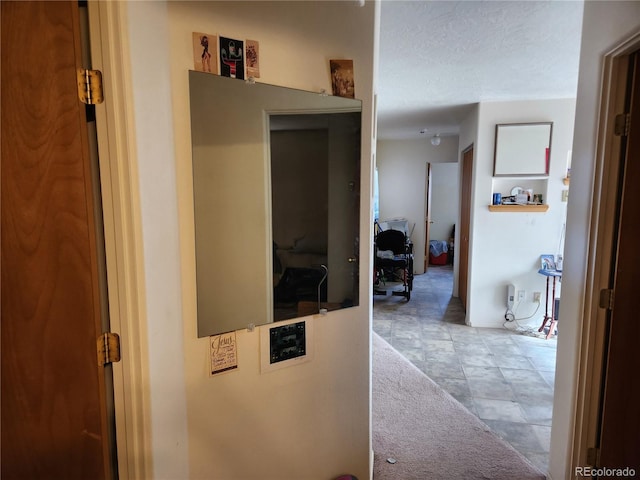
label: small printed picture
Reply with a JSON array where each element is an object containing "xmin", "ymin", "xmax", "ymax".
[
  {"xmin": 540, "ymin": 254, "xmax": 556, "ymax": 270},
  {"xmin": 246, "ymin": 39, "xmax": 260, "ymax": 78},
  {"xmin": 330, "ymin": 59, "xmax": 355, "ymax": 98},
  {"xmin": 210, "ymin": 331, "xmax": 238, "ymax": 376},
  {"xmin": 220, "ymin": 36, "xmax": 244, "ymax": 79},
  {"xmin": 192, "ymin": 32, "xmax": 217, "ymax": 73}
]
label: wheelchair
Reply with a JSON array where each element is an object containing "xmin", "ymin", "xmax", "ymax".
[{"xmin": 373, "ymin": 228, "xmax": 414, "ymax": 301}]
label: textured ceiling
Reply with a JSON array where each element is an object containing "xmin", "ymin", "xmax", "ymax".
[{"xmin": 376, "ymin": 1, "xmax": 584, "ymax": 140}]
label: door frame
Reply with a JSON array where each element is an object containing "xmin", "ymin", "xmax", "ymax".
[
  {"xmin": 87, "ymin": 3, "xmax": 152, "ymax": 478},
  {"xmin": 457, "ymin": 144, "xmax": 473, "ymax": 312},
  {"xmin": 571, "ymin": 30, "xmax": 640, "ymax": 472},
  {"xmin": 423, "ymin": 162, "xmax": 432, "ymax": 272}
]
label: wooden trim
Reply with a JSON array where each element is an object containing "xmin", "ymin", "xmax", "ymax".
[
  {"xmin": 88, "ymin": 3, "xmax": 152, "ymax": 479},
  {"xmin": 571, "ymin": 31, "xmax": 640, "ymax": 474},
  {"xmin": 458, "ymin": 145, "xmax": 473, "ymax": 311},
  {"xmin": 488, "ymin": 204, "xmax": 549, "ymax": 212}
]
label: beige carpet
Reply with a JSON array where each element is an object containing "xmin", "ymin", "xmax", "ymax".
[{"xmin": 373, "ymin": 333, "xmax": 546, "ymax": 480}]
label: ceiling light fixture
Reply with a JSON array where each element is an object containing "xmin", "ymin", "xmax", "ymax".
[{"xmin": 431, "ymin": 134, "xmax": 441, "ymax": 146}]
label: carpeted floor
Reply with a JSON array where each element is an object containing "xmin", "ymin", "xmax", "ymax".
[{"xmin": 372, "ymin": 332, "xmax": 546, "ymax": 479}]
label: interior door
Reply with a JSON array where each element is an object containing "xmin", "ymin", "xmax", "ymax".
[
  {"xmin": 423, "ymin": 163, "xmax": 432, "ymax": 272},
  {"xmin": 597, "ymin": 51, "xmax": 640, "ymax": 474},
  {"xmin": 458, "ymin": 146, "xmax": 473, "ymax": 311},
  {"xmin": 1, "ymin": 1, "xmax": 114, "ymax": 478}
]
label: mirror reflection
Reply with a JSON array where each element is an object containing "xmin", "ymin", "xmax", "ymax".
[
  {"xmin": 493, "ymin": 122, "xmax": 553, "ymax": 176},
  {"xmin": 271, "ymin": 113, "xmax": 361, "ymax": 321},
  {"xmin": 189, "ymin": 71, "xmax": 361, "ymax": 337}
]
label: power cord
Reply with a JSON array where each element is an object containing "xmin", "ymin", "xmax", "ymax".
[
  {"xmin": 504, "ymin": 319, "xmax": 545, "ymax": 338},
  {"xmin": 504, "ymin": 308, "xmax": 515, "ymax": 322},
  {"xmin": 503, "ymin": 300, "xmax": 544, "ymax": 337},
  {"xmin": 513, "ymin": 299, "xmax": 541, "ymax": 321}
]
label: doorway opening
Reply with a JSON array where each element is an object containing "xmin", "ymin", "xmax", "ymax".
[{"xmin": 373, "ymin": 142, "xmax": 561, "ymax": 473}]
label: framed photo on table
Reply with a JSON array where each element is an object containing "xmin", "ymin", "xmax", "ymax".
[{"xmin": 540, "ymin": 254, "xmax": 556, "ymax": 270}]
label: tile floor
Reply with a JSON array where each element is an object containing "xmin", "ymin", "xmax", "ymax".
[{"xmin": 372, "ymin": 264, "xmax": 557, "ymax": 474}]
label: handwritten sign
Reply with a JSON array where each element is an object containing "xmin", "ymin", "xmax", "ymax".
[{"xmin": 210, "ymin": 332, "xmax": 238, "ymax": 376}]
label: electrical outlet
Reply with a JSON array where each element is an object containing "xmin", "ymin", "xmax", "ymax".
[
  {"xmin": 518, "ymin": 290, "xmax": 525, "ymax": 302},
  {"xmin": 562, "ymin": 190, "xmax": 569, "ymax": 202},
  {"xmin": 533, "ymin": 291, "xmax": 541, "ymax": 302}
]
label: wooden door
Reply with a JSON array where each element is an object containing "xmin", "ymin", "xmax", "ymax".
[
  {"xmin": 598, "ymin": 51, "xmax": 640, "ymax": 474},
  {"xmin": 458, "ymin": 146, "xmax": 473, "ymax": 311},
  {"xmin": 423, "ymin": 163, "xmax": 432, "ymax": 272},
  {"xmin": 1, "ymin": 2, "xmax": 113, "ymax": 479}
]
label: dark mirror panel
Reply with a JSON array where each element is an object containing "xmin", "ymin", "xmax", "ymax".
[
  {"xmin": 189, "ymin": 72, "xmax": 361, "ymax": 337},
  {"xmin": 270, "ymin": 113, "xmax": 360, "ymax": 321}
]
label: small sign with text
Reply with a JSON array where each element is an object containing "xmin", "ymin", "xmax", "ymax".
[{"xmin": 210, "ymin": 331, "xmax": 238, "ymax": 376}]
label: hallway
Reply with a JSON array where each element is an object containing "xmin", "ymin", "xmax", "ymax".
[{"xmin": 372, "ymin": 265, "xmax": 557, "ymax": 473}]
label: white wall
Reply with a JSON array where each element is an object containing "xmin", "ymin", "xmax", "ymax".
[
  {"xmin": 376, "ymin": 135, "xmax": 458, "ymax": 274},
  {"xmin": 125, "ymin": 1, "xmax": 377, "ymax": 479},
  {"xmin": 462, "ymin": 98, "xmax": 576, "ymax": 328},
  {"xmin": 549, "ymin": 4, "xmax": 640, "ymax": 479},
  {"xmin": 126, "ymin": 3, "xmax": 190, "ymax": 478}
]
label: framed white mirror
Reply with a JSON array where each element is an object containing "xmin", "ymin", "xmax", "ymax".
[{"xmin": 493, "ymin": 122, "xmax": 553, "ymax": 176}]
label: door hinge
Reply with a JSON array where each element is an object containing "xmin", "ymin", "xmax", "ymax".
[
  {"xmin": 614, "ymin": 113, "xmax": 630, "ymax": 136},
  {"xmin": 599, "ymin": 288, "xmax": 614, "ymax": 310},
  {"xmin": 97, "ymin": 332, "xmax": 121, "ymax": 366},
  {"xmin": 587, "ymin": 447, "xmax": 600, "ymax": 467},
  {"xmin": 77, "ymin": 68, "xmax": 104, "ymax": 105}
]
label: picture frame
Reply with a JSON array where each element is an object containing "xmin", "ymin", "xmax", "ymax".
[
  {"xmin": 329, "ymin": 59, "xmax": 355, "ymax": 98},
  {"xmin": 192, "ymin": 32, "xmax": 217, "ymax": 74},
  {"xmin": 540, "ymin": 254, "xmax": 556, "ymax": 270},
  {"xmin": 246, "ymin": 39, "xmax": 260, "ymax": 78},
  {"xmin": 493, "ymin": 122, "xmax": 552, "ymax": 176},
  {"xmin": 219, "ymin": 36, "xmax": 244, "ymax": 79}
]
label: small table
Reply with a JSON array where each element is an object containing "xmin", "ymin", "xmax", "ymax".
[{"xmin": 537, "ymin": 268, "xmax": 562, "ymax": 339}]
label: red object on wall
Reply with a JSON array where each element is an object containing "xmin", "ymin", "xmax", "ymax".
[{"xmin": 545, "ymin": 147, "xmax": 550, "ymax": 173}]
